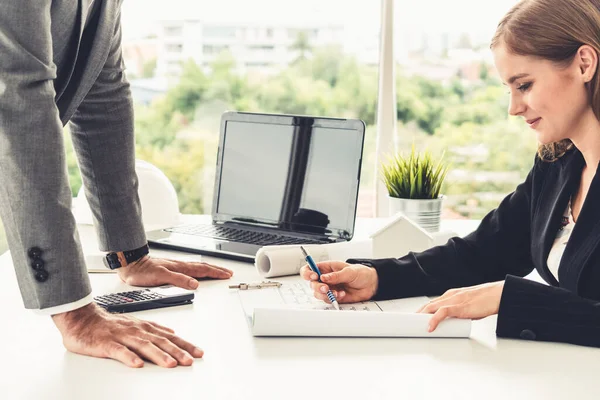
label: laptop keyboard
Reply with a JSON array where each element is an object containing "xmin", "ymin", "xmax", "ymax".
[{"xmin": 165, "ymin": 224, "xmax": 326, "ymax": 247}]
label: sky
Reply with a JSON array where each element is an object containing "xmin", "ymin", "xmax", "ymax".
[{"xmin": 121, "ymin": 0, "xmax": 520, "ymax": 43}]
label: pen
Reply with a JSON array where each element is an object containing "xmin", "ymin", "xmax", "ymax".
[{"xmin": 300, "ymin": 246, "xmax": 340, "ymax": 310}]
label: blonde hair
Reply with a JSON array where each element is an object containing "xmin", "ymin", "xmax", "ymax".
[{"xmin": 491, "ymin": 0, "xmax": 600, "ymax": 161}]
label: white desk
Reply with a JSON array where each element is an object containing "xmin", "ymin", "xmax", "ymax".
[{"xmin": 0, "ymin": 219, "xmax": 598, "ymax": 400}]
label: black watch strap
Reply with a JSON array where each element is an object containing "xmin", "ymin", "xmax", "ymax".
[{"xmin": 103, "ymin": 244, "xmax": 150, "ymax": 270}]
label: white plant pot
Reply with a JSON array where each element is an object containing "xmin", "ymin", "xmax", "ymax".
[{"xmin": 388, "ymin": 195, "xmax": 444, "ymax": 233}]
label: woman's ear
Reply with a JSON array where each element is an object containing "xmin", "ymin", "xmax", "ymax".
[{"xmin": 577, "ymin": 45, "xmax": 598, "ymax": 83}]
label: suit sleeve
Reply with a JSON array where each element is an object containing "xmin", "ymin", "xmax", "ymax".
[
  {"xmin": 0, "ymin": 2, "xmax": 91, "ymax": 309},
  {"xmin": 496, "ymin": 275, "xmax": 600, "ymax": 348},
  {"xmin": 68, "ymin": 8, "xmax": 147, "ymax": 252},
  {"xmin": 347, "ymin": 156, "xmax": 547, "ymax": 300}
]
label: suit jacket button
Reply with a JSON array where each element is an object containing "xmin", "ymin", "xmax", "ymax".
[
  {"xmin": 520, "ymin": 329, "xmax": 536, "ymax": 340},
  {"xmin": 34, "ymin": 270, "xmax": 49, "ymax": 282},
  {"xmin": 28, "ymin": 247, "xmax": 43, "ymax": 259},
  {"xmin": 31, "ymin": 259, "xmax": 45, "ymax": 270}
]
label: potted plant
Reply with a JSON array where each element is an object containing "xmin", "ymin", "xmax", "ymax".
[{"xmin": 381, "ymin": 145, "xmax": 450, "ymax": 233}]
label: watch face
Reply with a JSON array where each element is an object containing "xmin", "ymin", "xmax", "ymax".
[{"xmin": 105, "ymin": 253, "xmax": 120, "ymax": 269}]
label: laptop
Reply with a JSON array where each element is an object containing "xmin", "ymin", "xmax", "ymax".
[{"xmin": 147, "ymin": 111, "xmax": 366, "ymax": 263}]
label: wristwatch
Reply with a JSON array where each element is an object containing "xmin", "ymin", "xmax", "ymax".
[{"xmin": 103, "ymin": 244, "xmax": 150, "ymax": 270}]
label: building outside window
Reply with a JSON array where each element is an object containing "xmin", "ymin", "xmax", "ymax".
[{"xmin": 164, "ymin": 25, "xmax": 183, "ymax": 37}]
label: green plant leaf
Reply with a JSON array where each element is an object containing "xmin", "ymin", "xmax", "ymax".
[{"xmin": 380, "ymin": 145, "xmax": 449, "ymax": 199}]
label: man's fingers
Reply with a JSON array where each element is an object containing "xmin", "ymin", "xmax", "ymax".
[
  {"xmin": 161, "ymin": 334, "xmax": 204, "ymax": 358},
  {"xmin": 143, "ymin": 323, "xmax": 204, "ymax": 358},
  {"xmin": 122, "ymin": 336, "xmax": 178, "ymax": 368},
  {"xmin": 162, "ymin": 270, "xmax": 200, "ymax": 290},
  {"xmin": 170, "ymin": 261, "xmax": 233, "ymax": 280},
  {"xmin": 105, "ymin": 342, "xmax": 144, "ymax": 368},
  {"xmin": 184, "ymin": 261, "xmax": 233, "ymax": 275},
  {"xmin": 145, "ymin": 334, "xmax": 194, "ymax": 366},
  {"xmin": 205, "ymin": 263, "xmax": 234, "ymax": 275},
  {"xmin": 146, "ymin": 320, "xmax": 175, "ymax": 334}
]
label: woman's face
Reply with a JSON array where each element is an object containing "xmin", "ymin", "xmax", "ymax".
[{"xmin": 493, "ymin": 43, "xmax": 592, "ymax": 145}]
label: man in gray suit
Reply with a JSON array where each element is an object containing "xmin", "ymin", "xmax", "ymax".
[{"xmin": 0, "ymin": 1, "xmax": 234, "ymax": 368}]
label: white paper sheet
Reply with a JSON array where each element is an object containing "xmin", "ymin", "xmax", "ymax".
[
  {"xmin": 237, "ymin": 280, "xmax": 471, "ymax": 338},
  {"xmin": 255, "ymin": 240, "xmax": 373, "ymax": 278},
  {"xmin": 251, "ymin": 307, "xmax": 471, "ymax": 338}
]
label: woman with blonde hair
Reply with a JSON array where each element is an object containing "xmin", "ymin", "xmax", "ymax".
[{"xmin": 302, "ymin": 0, "xmax": 600, "ymax": 347}]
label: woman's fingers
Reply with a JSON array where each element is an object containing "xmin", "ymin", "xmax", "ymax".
[
  {"xmin": 310, "ymin": 285, "xmax": 345, "ymax": 303},
  {"xmin": 416, "ymin": 288, "xmax": 463, "ymax": 313},
  {"xmin": 300, "ymin": 261, "xmax": 350, "ymax": 281},
  {"xmin": 427, "ymin": 304, "xmax": 471, "ymax": 332},
  {"xmin": 418, "ymin": 290, "xmax": 467, "ymax": 313}
]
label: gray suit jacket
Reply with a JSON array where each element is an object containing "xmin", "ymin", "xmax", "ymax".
[{"xmin": 0, "ymin": 0, "xmax": 147, "ymax": 309}]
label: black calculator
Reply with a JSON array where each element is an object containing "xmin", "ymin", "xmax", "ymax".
[{"xmin": 94, "ymin": 286, "xmax": 195, "ymax": 313}]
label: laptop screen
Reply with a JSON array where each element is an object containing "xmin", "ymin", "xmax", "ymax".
[{"xmin": 214, "ymin": 116, "xmax": 364, "ymax": 239}]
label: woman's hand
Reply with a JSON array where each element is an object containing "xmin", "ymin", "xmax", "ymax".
[
  {"xmin": 117, "ymin": 255, "xmax": 233, "ymax": 290},
  {"xmin": 299, "ymin": 260, "xmax": 379, "ymax": 303},
  {"xmin": 417, "ymin": 281, "xmax": 505, "ymax": 332}
]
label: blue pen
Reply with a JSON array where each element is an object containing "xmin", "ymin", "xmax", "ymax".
[{"xmin": 300, "ymin": 246, "xmax": 340, "ymax": 310}]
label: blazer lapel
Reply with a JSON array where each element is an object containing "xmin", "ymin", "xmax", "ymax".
[
  {"xmin": 559, "ymin": 160, "xmax": 600, "ymax": 292},
  {"xmin": 532, "ymin": 149, "xmax": 584, "ymax": 286}
]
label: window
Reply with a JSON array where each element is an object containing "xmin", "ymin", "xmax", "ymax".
[
  {"xmin": 202, "ymin": 26, "xmax": 237, "ymax": 39},
  {"xmin": 111, "ymin": 0, "xmax": 526, "ymax": 222},
  {"xmin": 164, "ymin": 25, "xmax": 183, "ymax": 37},
  {"xmin": 203, "ymin": 45, "xmax": 229, "ymax": 55},
  {"xmin": 117, "ymin": 0, "xmax": 380, "ymax": 217},
  {"xmin": 389, "ymin": 0, "xmax": 529, "ymax": 220},
  {"xmin": 166, "ymin": 44, "xmax": 183, "ymax": 53},
  {"xmin": 287, "ymin": 28, "xmax": 317, "ymax": 41},
  {"xmin": 248, "ymin": 45, "xmax": 274, "ymax": 51}
]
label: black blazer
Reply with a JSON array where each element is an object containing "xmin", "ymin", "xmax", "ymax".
[{"xmin": 348, "ymin": 147, "xmax": 600, "ymax": 347}]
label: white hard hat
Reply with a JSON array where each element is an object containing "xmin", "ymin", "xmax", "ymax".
[{"xmin": 73, "ymin": 159, "xmax": 181, "ymax": 232}]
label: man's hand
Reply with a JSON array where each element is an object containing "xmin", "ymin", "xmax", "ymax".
[
  {"xmin": 117, "ymin": 256, "xmax": 233, "ymax": 290},
  {"xmin": 417, "ymin": 281, "xmax": 505, "ymax": 332},
  {"xmin": 52, "ymin": 303, "xmax": 204, "ymax": 368}
]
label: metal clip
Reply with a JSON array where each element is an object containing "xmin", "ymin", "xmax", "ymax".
[{"xmin": 228, "ymin": 281, "xmax": 282, "ymax": 290}]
